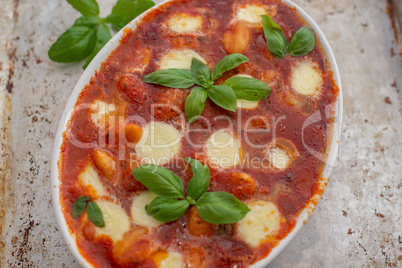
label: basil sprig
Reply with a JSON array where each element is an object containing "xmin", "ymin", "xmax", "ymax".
[
  {"xmin": 86, "ymin": 201, "xmax": 105, "ymax": 227},
  {"xmin": 143, "ymin": 54, "xmax": 271, "ymax": 123},
  {"xmin": 261, "ymin": 15, "xmax": 315, "ymax": 58},
  {"xmin": 143, "ymin": 69, "xmax": 195, "ymax": 89},
  {"xmin": 224, "ymin": 76, "xmax": 272, "ymax": 101},
  {"xmin": 67, "ymin": 0, "xmax": 99, "ymax": 16},
  {"xmin": 288, "ymin": 27, "xmax": 315, "ymax": 56},
  {"xmin": 83, "ymin": 24, "xmax": 112, "ymax": 68},
  {"xmin": 197, "ymin": 192, "xmax": 249, "ymax": 224},
  {"xmin": 48, "ymin": 0, "xmax": 155, "ymax": 68},
  {"xmin": 132, "ymin": 158, "xmax": 250, "ymax": 224},
  {"xmin": 185, "ymin": 157, "xmax": 210, "ymax": 199},
  {"xmin": 72, "ymin": 196, "xmax": 105, "ymax": 227},
  {"xmin": 131, "ymin": 164, "xmax": 185, "ymax": 199},
  {"xmin": 261, "ymin": 15, "xmax": 288, "ymax": 58},
  {"xmin": 184, "ymin": 87, "xmax": 208, "ymax": 124},
  {"xmin": 145, "ymin": 197, "xmax": 190, "ymax": 222},
  {"xmin": 105, "ymin": 0, "xmax": 155, "ymax": 30},
  {"xmin": 207, "ymin": 85, "xmax": 237, "ymax": 112}
]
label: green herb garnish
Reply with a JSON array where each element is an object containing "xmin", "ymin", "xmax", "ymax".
[
  {"xmin": 261, "ymin": 15, "xmax": 288, "ymax": 58},
  {"xmin": 72, "ymin": 196, "xmax": 91, "ymax": 218},
  {"xmin": 287, "ymin": 27, "xmax": 315, "ymax": 56},
  {"xmin": 86, "ymin": 201, "xmax": 105, "ymax": 227},
  {"xmin": 261, "ymin": 15, "xmax": 315, "ymax": 58},
  {"xmin": 48, "ymin": 0, "xmax": 154, "ymax": 68},
  {"xmin": 132, "ymin": 158, "xmax": 250, "ymax": 224},
  {"xmin": 143, "ymin": 54, "xmax": 272, "ymax": 123},
  {"xmin": 72, "ymin": 196, "xmax": 105, "ymax": 227},
  {"xmin": 224, "ymin": 76, "xmax": 273, "ymax": 101}
]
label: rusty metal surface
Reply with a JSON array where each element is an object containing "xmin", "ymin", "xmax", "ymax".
[{"xmin": 0, "ymin": 0, "xmax": 401, "ymax": 267}]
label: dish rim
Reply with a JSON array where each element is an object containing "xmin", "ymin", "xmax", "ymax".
[{"xmin": 51, "ymin": 0, "xmax": 343, "ymax": 267}]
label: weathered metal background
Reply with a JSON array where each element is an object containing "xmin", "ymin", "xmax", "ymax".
[{"xmin": 0, "ymin": 0, "xmax": 401, "ymax": 267}]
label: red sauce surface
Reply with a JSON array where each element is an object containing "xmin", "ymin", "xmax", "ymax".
[{"xmin": 59, "ymin": 0, "xmax": 339, "ymax": 267}]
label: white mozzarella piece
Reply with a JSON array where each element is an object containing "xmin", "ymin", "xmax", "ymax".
[
  {"xmin": 159, "ymin": 250, "xmax": 185, "ymax": 268},
  {"xmin": 90, "ymin": 100, "xmax": 116, "ymax": 128},
  {"xmin": 267, "ymin": 139, "xmax": 299, "ymax": 170},
  {"xmin": 237, "ymin": 201, "xmax": 282, "ymax": 247},
  {"xmin": 237, "ymin": 5, "xmax": 267, "ymax": 23},
  {"xmin": 292, "ymin": 62, "xmax": 323, "ymax": 96},
  {"xmin": 233, "ymin": 74, "xmax": 252, "ymax": 78},
  {"xmin": 94, "ymin": 200, "xmax": 130, "ymax": 244},
  {"xmin": 131, "ymin": 191, "xmax": 164, "ymax": 228},
  {"xmin": 206, "ymin": 131, "xmax": 241, "ymax": 168},
  {"xmin": 236, "ymin": 99, "xmax": 260, "ymax": 109},
  {"xmin": 78, "ymin": 165, "xmax": 105, "ymax": 197},
  {"xmin": 160, "ymin": 49, "xmax": 206, "ymax": 70},
  {"xmin": 231, "ymin": 74, "xmax": 260, "ymax": 109},
  {"xmin": 135, "ymin": 121, "xmax": 181, "ymax": 165},
  {"xmin": 269, "ymin": 147, "xmax": 290, "ymax": 170},
  {"xmin": 168, "ymin": 13, "xmax": 202, "ymax": 33}
]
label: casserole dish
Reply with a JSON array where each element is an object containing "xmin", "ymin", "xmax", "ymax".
[{"xmin": 52, "ymin": 0, "xmax": 342, "ymax": 267}]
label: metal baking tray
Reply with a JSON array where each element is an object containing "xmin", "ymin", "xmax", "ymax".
[{"xmin": 0, "ymin": 0, "xmax": 401, "ymax": 267}]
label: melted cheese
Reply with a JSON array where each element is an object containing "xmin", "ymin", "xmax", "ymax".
[
  {"xmin": 268, "ymin": 138, "xmax": 299, "ymax": 170},
  {"xmin": 78, "ymin": 165, "xmax": 105, "ymax": 197},
  {"xmin": 237, "ymin": 99, "xmax": 260, "ymax": 109},
  {"xmin": 234, "ymin": 74, "xmax": 252, "ymax": 78},
  {"xmin": 269, "ymin": 147, "xmax": 290, "ymax": 170},
  {"xmin": 160, "ymin": 49, "xmax": 206, "ymax": 70},
  {"xmin": 232, "ymin": 74, "xmax": 260, "ymax": 109},
  {"xmin": 90, "ymin": 100, "xmax": 116, "ymax": 128},
  {"xmin": 135, "ymin": 121, "xmax": 181, "ymax": 165},
  {"xmin": 94, "ymin": 200, "xmax": 130, "ymax": 244},
  {"xmin": 292, "ymin": 62, "xmax": 323, "ymax": 96},
  {"xmin": 237, "ymin": 201, "xmax": 282, "ymax": 247},
  {"xmin": 159, "ymin": 250, "xmax": 185, "ymax": 268},
  {"xmin": 206, "ymin": 131, "xmax": 241, "ymax": 168},
  {"xmin": 131, "ymin": 191, "xmax": 164, "ymax": 228},
  {"xmin": 168, "ymin": 13, "xmax": 202, "ymax": 33},
  {"xmin": 237, "ymin": 5, "xmax": 267, "ymax": 23}
]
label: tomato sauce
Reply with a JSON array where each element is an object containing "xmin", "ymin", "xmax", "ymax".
[{"xmin": 59, "ymin": 0, "xmax": 339, "ymax": 267}]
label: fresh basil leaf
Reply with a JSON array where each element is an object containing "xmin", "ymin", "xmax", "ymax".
[
  {"xmin": 72, "ymin": 196, "xmax": 90, "ymax": 218},
  {"xmin": 184, "ymin": 158, "xmax": 210, "ymax": 200},
  {"xmin": 103, "ymin": 14, "xmax": 122, "ymax": 28},
  {"xmin": 196, "ymin": 192, "xmax": 250, "ymax": 224},
  {"xmin": 288, "ymin": 27, "xmax": 315, "ymax": 56},
  {"xmin": 48, "ymin": 25, "xmax": 97, "ymax": 63},
  {"xmin": 224, "ymin": 77, "xmax": 271, "ymax": 101},
  {"xmin": 74, "ymin": 16, "xmax": 101, "ymax": 27},
  {"xmin": 83, "ymin": 24, "xmax": 112, "ymax": 69},
  {"xmin": 207, "ymin": 85, "xmax": 237, "ymax": 112},
  {"xmin": 261, "ymin": 15, "xmax": 288, "ymax": 58},
  {"xmin": 190, "ymin": 58, "xmax": 211, "ymax": 88},
  {"xmin": 67, "ymin": 0, "xmax": 99, "ymax": 16},
  {"xmin": 143, "ymin": 69, "xmax": 195, "ymax": 89},
  {"xmin": 108, "ymin": 0, "xmax": 155, "ymax": 30},
  {"xmin": 146, "ymin": 197, "xmax": 189, "ymax": 222},
  {"xmin": 132, "ymin": 164, "xmax": 184, "ymax": 198},
  {"xmin": 185, "ymin": 87, "xmax": 208, "ymax": 123},
  {"xmin": 211, "ymin": 53, "xmax": 248, "ymax": 80},
  {"xmin": 86, "ymin": 201, "xmax": 105, "ymax": 227}
]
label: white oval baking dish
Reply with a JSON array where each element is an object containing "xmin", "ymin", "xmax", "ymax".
[{"xmin": 51, "ymin": 0, "xmax": 343, "ymax": 267}]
